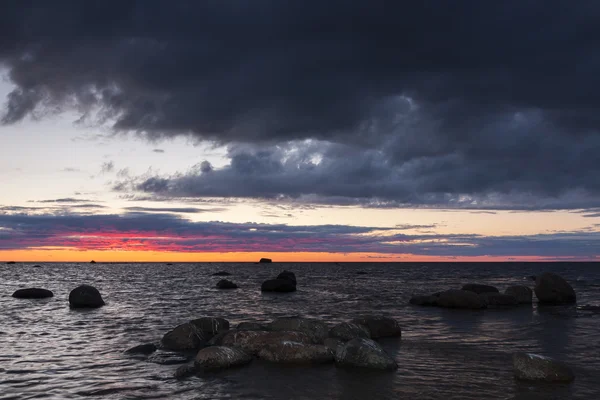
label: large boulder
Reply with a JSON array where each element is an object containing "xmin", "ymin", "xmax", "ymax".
[
  {"xmin": 269, "ymin": 317, "xmax": 328, "ymax": 343},
  {"xmin": 237, "ymin": 322, "xmax": 268, "ymax": 331},
  {"xmin": 350, "ymin": 316, "xmax": 401, "ymax": 338},
  {"xmin": 461, "ymin": 284, "xmax": 499, "ymax": 294},
  {"xmin": 261, "ymin": 279, "xmax": 296, "ymax": 292},
  {"xmin": 480, "ymin": 292, "xmax": 519, "ymax": 307},
  {"xmin": 512, "ymin": 353, "xmax": 575, "ymax": 382},
  {"xmin": 534, "ymin": 272, "xmax": 576, "ymax": 304},
  {"xmin": 328, "ymin": 322, "xmax": 370, "ymax": 341},
  {"xmin": 195, "ymin": 346, "xmax": 252, "ymax": 370},
  {"xmin": 436, "ymin": 289, "xmax": 487, "ymax": 309},
  {"xmin": 220, "ymin": 330, "xmax": 312, "ymax": 355},
  {"xmin": 124, "ymin": 343, "xmax": 157, "ymax": 355},
  {"xmin": 12, "ymin": 288, "xmax": 53, "ymax": 299},
  {"xmin": 258, "ymin": 341, "xmax": 333, "ymax": 364},
  {"xmin": 505, "ymin": 286, "xmax": 533, "ymax": 304},
  {"xmin": 216, "ymin": 279, "xmax": 238, "ymax": 289},
  {"xmin": 335, "ymin": 338, "xmax": 398, "ymax": 370},
  {"xmin": 68, "ymin": 285, "xmax": 105, "ymax": 308},
  {"xmin": 409, "ymin": 294, "xmax": 439, "ymax": 306},
  {"xmin": 276, "ymin": 270, "xmax": 297, "ymax": 285},
  {"xmin": 161, "ymin": 317, "xmax": 229, "ymax": 351}
]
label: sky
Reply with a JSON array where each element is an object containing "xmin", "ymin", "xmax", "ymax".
[{"xmin": 0, "ymin": 0, "xmax": 599, "ymax": 262}]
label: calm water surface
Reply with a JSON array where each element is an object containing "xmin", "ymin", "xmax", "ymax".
[{"xmin": 1, "ymin": 262, "xmax": 599, "ymax": 400}]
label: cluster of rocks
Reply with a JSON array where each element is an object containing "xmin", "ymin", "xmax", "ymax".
[
  {"xmin": 125, "ymin": 315, "xmax": 402, "ymax": 378},
  {"xmin": 410, "ymin": 272, "xmax": 576, "ymax": 309},
  {"xmin": 11, "ymin": 284, "xmax": 105, "ymax": 309}
]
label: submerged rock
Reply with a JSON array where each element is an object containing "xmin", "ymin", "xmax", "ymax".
[
  {"xmin": 216, "ymin": 279, "xmax": 238, "ymax": 289},
  {"xmin": 237, "ymin": 322, "xmax": 267, "ymax": 331},
  {"xmin": 505, "ymin": 286, "xmax": 533, "ymax": 304},
  {"xmin": 534, "ymin": 272, "xmax": 576, "ymax": 304},
  {"xmin": 148, "ymin": 351, "xmax": 190, "ymax": 365},
  {"xmin": 161, "ymin": 317, "xmax": 229, "ymax": 351},
  {"xmin": 335, "ymin": 338, "xmax": 397, "ymax": 370},
  {"xmin": 350, "ymin": 316, "xmax": 401, "ymax": 338},
  {"xmin": 409, "ymin": 294, "xmax": 439, "ymax": 306},
  {"xmin": 212, "ymin": 271, "xmax": 232, "ymax": 276},
  {"xmin": 124, "ymin": 343, "xmax": 157, "ymax": 355},
  {"xmin": 12, "ymin": 288, "xmax": 53, "ymax": 299},
  {"xmin": 261, "ymin": 279, "xmax": 296, "ymax": 292},
  {"xmin": 436, "ymin": 289, "xmax": 487, "ymax": 309},
  {"xmin": 258, "ymin": 341, "xmax": 333, "ymax": 364},
  {"xmin": 513, "ymin": 353, "xmax": 575, "ymax": 382},
  {"xmin": 220, "ymin": 330, "xmax": 312, "ymax": 355},
  {"xmin": 480, "ymin": 292, "xmax": 519, "ymax": 307},
  {"xmin": 328, "ymin": 322, "xmax": 370, "ymax": 341},
  {"xmin": 356, "ymin": 271, "xmax": 368, "ymax": 275},
  {"xmin": 68, "ymin": 285, "xmax": 105, "ymax": 308},
  {"xmin": 195, "ymin": 346, "xmax": 252, "ymax": 370},
  {"xmin": 174, "ymin": 364, "xmax": 197, "ymax": 379},
  {"xmin": 461, "ymin": 284, "xmax": 499, "ymax": 294},
  {"xmin": 259, "ymin": 258, "xmax": 272, "ymax": 263},
  {"xmin": 269, "ymin": 317, "xmax": 328, "ymax": 343}
]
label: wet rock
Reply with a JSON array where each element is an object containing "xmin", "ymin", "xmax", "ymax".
[
  {"xmin": 12, "ymin": 288, "xmax": 53, "ymax": 299},
  {"xmin": 6, "ymin": 261, "xmax": 16, "ymax": 265},
  {"xmin": 124, "ymin": 343, "xmax": 157, "ymax": 355},
  {"xmin": 505, "ymin": 286, "xmax": 533, "ymax": 304},
  {"xmin": 174, "ymin": 364, "xmax": 197, "ymax": 379},
  {"xmin": 461, "ymin": 284, "xmax": 499, "ymax": 294},
  {"xmin": 328, "ymin": 322, "xmax": 370, "ymax": 341},
  {"xmin": 513, "ymin": 353, "xmax": 575, "ymax": 382},
  {"xmin": 534, "ymin": 272, "xmax": 576, "ymax": 304},
  {"xmin": 195, "ymin": 346, "xmax": 252, "ymax": 370},
  {"xmin": 350, "ymin": 316, "xmax": 401, "ymax": 338},
  {"xmin": 206, "ymin": 330, "xmax": 230, "ymax": 346},
  {"xmin": 258, "ymin": 341, "xmax": 333, "ymax": 364},
  {"xmin": 276, "ymin": 270, "xmax": 297, "ymax": 285},
  {"xmin": 216, "ymin": 279, "xmax": 238, "ymax": 289},
  {"xmin": 409, "ymin": 294, "xmax": 439, "ymax": 306},
  {"xmin": 237, "ymin": 322, "xmax": 267, "ymax": 331},
  {"xmin": 220, "ymin": 330, "xmax": 312, "ymax": 355},
  {"xmin": 148, "ymin": 351, "xmax": 190, "ymax": 365},
  {"xmin": 480, "ymin": 292, "xmax": 519, "ymax": 307},
  {"xmin": 269, "ymin": 317, "xmax": 328, "ymax": 343},
  {"xmin": 335, "ymin": 338, "xmax": 398, "ymax": 370},
  {"xmin": 261, "ymin": 279, "xmax": 296, "ymax": 292},
  {"xmin": 161, "ymin": 317, "xmax": 229, "ymax": 350},
  {"xmin": 68, "ymin": 285, "xmax": 105, "ymax": 308},
  {"xmin": 324, "ymin": 338, "xmax": 344, "ymax": 353},
  {"xmin": 212, "ymin": 271, "xmax": 232, "ymax": 276},
  {"xmin": 90, "ymin": 260, "xmax": 96, "ymax": 264},
  {"xmin": 259, "ymin": 258, "xmax": 272, "ymax": 263},
  {"xmin": 436, "ymin": 289, "xmax": 487, "ymax": 309}
]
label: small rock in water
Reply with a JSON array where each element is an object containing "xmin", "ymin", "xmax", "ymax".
[
  {"xmin": 350, "ymin": 316, "xmax": 401, "ymax": 338},
  {"xmin": 148, "ymin": 351, "xmax": 190, "ymax": 365},
  {"xmin": 534, "ymin": 272, "xmax": 576, "ymax": 304},
  {"xmin": 90, "ymin": 260, "xmax": 96, "ymax": 264},
  {"xmin": 12, "ymin": 288, "xmax": 54, "ymax": 299},
  {"xmin": 269, "ymin": 317, "xmax": 329, "ymax": 343},
  {"xmin": 436, "ymin": 289, "xmax": 487, "ymax": 309},
  {"xmin": 6, "ymin": 261, "xmax": 16, "ymax": 265},
  {"xmin": 276, "ymin": 270, "xmax": 297, "ymax": 285},
  {"xmin": 480, "ymin": 292, "xmax": 519, "ymax": 307},
  {"xmin": 512, "ymin": 352, "xmax": 575, "ymax": 383},
  {"xmin": 258, "ymin": 341, "xmax": 333, "ymax": 364},
  {"xmin": 335, "ymin": 338, "xmax": 398, "ymax": 370},
  {"xmin": 195, "ymin": 346, "xmax": 252, "ymax": 370},
  {"xmin": 32, "ymin": 265, "xmax": 42, "ymax": 268},
  {"xmin": 505, "ymin": 286, "xmax": 533, "ymax": 304},
  {"xmin": 356, "ymin": 271, "xmax": 368, "ymax": 275},
  {"xmin": 174, "ymin": 364, "xmax": 198, "ymax": 379},
  {"xmin": 212, "ymin": 271, "xmax": 232, "ymax": 276},
  {"xmin": 124, "ymin": 343, "xmax": 157, "ymax": 355},
  {"xmin": 409, "ymin": 294, "xmax": 439, "ymax": 306},
  {"xmin": 259, "ymin": 258, "xmax": 272, "ymax": 263},
  {"xmin": 461, "ymin": 283, "xmax": 499, "ymax": 294},
  {"xmin": 328, "ymin": 322, "xmax": 370, "ymax": 341},
  {"xmin": 68, "ymin": 285, "xmax": 105, "ymax": 308},
  {"xmin": 216, "ymin": 279, "xmax": 238, "ymax": 289}
]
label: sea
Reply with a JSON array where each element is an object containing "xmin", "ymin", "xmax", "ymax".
[{"xmin": 1, "ymin": 262, "xmax": 599, "ymax": 400}]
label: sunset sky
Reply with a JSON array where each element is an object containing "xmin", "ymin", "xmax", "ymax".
[{"xmin": 1, "ymin": 1, "xmax": 599, "ymax": 262}]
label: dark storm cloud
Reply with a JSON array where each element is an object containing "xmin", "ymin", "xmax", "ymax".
[{"xmin": 2, "ymin": 1, "xmax": 600, "ymax": 208}]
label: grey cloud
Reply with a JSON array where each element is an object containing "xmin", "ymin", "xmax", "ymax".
[
  {"xmin": 101, "ymin": 161, "xmax": 115, "ymax": 174},
  {"xmin": 124, "ymin": 206, "xmax": 226, "ymax": 213},
  {"xmin": 62, "ymin": 167, "xmax": 82, "ymax": 173},
  {"xmin": 33, "ymin": 198, "xmax": 95, "ymax": 203},
  {"xmin": 152, "ymin": 149, "xmax": 165, "ymax": 153}
]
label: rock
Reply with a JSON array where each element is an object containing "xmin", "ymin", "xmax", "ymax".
[
  {"xmin": 578, "ymin": 305, "xmax": 600, "ymax": 312},
  {"xmin": 174, "ymin": 364, "xmax": 197, "ymax": 379},
  {"xmin": 356, "ymin": 271, "xmax": 368, "ymax": 275},
  {"xmin": 33, "ymin": 265, "xmax": 42, "ymax": 268},
  {"xmin": 461, "ymin": 283, "xmax": 499, "ymax": 294},
  {"xmin": 206, "ymin": 330, "xmax": 231, "ymax": 346},
  {"xmin": 324, "ymin": 338, "xmax": 344, "ymax": 353},
  {"xmin": 436, "ymin": 289, "xmax": 487, "ymax": 309},
  {"xmin": 534, "ymin": 272, "xmax": 576, "ymax": 304},
  {"xmin": 161, "ymin": 317, "xmax": 229, "ymax": 350},
  {"xmin": 6, "ymin": 261, "xmax": 16, "ymax": 264},
  {"xmin": 335, "ymin": 338, "xmax": 398, "ymax": 370},
  {"xmin": 258, "ymin": 341, "xmax": 333, "ymax": 364},
  {"xmin": 212, "ymin": 271, "xmax": 232, "ymax": 276},
  {"xmin": 166, "ymin": 263, "xmax": 173, "ymax": 266},
  {"xmin": 409, "ymin": 294, "xmax": 439, "ymax": 306},
  {"xmin": 480, "ymin": 292, "xmax": 519, "ymax": 307},
  {"xmin": 276, "ymin": 270, "xmax": 297, "ymax": 285},
  {"xmin": 237, "ymin": 322, "xmax": 267, "ymax": 331},
  {"xmin": 90, "ymin": 260, "xmax": 96, "ymax": 264},
  {"xmin": 512, "ymin": 353, "xmax": 575, "ymax": 382},
  {"xmin": 148, "ymin": 351, "xmax": 190, "ymax": 365},
  {"xmin": 68, "ymin": 285, "xmax": 105, "ymax": 308},
  {"xmin": 505, "ymin": 286, "xmax": 533, "ymax": 304},
  {"xmin": 328, "ymin": 322, "xmax": 370, "ymax": 341},
  {"xmin": 269, "ymin": 317, "xmax": 328, "ymax": 343},
  {"xmin": 350, "ymin": 316, "xmax": 401, "ymax": 338},
  {"xmin": 124, "ymin": 343, "xmax": 157, "ymax": 355},
  {"xmin": 261, "ymin": 279, "xmax": 296, "ymax": 292},
  {"xmin": 12, "ymin": 288, "xmax": 54, "ymax": 299},
  {"xmin": 220, "ymin": 330, "xmax": 312, "ymax": 355},
  {"xmin": 216, "ymin": 279, "xmax": 238, "ymax": 289},
  {"xmin": 259, "ymin": 258, "xmax": 272, "ymax": 263},
  {"xmin": 195, "ymin": 346, "xmax": 252, "ymax": 370}
]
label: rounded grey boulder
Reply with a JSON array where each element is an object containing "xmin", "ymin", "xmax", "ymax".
[
  {"xmin": 461, "ymin": 283, "xmax": 499, "ymax": 294},
  {"xmin": 12, "ymin": 288, "xmax": 53, "ymax": 299},
  {"xmin": 329, "ymin": 322, "xmax": 370, "ymax": 341},
  {"xmin": 258, "ymin": 341, "xmax": 333, "ymax": 364},
  {"xmin": 350, "ymin": 316, "xmax": 401, "ymax": 338},
  {"xmin": 68, "ymin": 285, "xmax": 105, "ymax": 308},
  {"xmin": 436, "ymin": 289, "xmax": 487, "ymax": 309},
  {"xmin": 513, "ymin": 352, "xmax": 575, "ymax": 382},
  {"xmin": 269, "ymin": 317, "xmax": 329, "ymax": 343},
  {"xmin": 220, "ymin": 330, "xmax": 312, "ymax": 355},
  {"xmin": 505, "ymin": 286, "xmax": 533, "ymax": 304},
  {"xmin": 335, "ymin": 338, "xmax": 398, "ymax": 370},
  {"xmin": 161, "ymin": 317, "xmax": 229, "ymax": 351},
  {"xmin": 195, "ymin": 346, "xmax": 252, "ymax": 370},
  {"xmin": 534, "ymin": 272, "xmax": 576, "ymax": 304}
]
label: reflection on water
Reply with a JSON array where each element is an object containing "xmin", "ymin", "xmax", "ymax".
[{"xmin": 1, "ymin": 262, "xmax": 599, "ymax": 399}]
